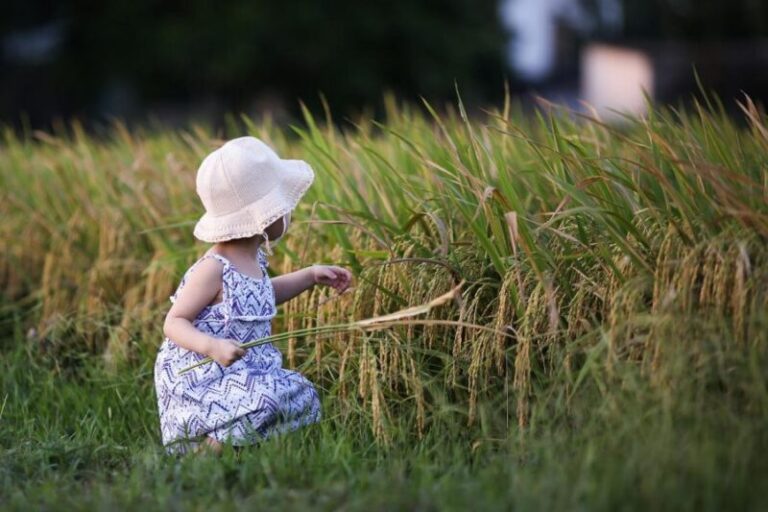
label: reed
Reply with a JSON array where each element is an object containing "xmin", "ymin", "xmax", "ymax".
[
  {"xmin": 1, "ymin": 91, "xmax": 766, "ymax": 441},
  {"xmin": 177, "ymin": 279, "xmax": 518, "ymax": 374}
]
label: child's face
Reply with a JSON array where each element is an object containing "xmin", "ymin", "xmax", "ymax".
[{"xmin": 265, "ymin": 211, "xmax": 291, "ymax": 243}]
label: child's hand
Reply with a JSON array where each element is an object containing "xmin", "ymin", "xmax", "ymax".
[
  {"xmin": 206, "ymin": 338, "xmax": 246, "ymax": 367},
  {"xmin": 311, "ymin": 265, "xmax": 352, "ymax": 293}
]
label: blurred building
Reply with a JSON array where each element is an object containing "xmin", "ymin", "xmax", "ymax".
[{"xmin": 500, "ymin": 0, "xmax": 768, "ymax": 120}]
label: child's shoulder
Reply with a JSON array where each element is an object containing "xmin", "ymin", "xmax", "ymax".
[
  {"xmin": 181, "ymin": 253, "xmax": 227, "ymax": 284},
  {"xmin": 171, "ymin": 254, "xmax": 225, "ymax": 304},
  {"xmin": 180, "ymin": 248, "xmax": 267, "ymax": 281}
]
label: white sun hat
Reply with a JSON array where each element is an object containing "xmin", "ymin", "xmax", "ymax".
[{"xmin": 192, "ymin": 136, "xmax": 314, "ymax": 243}]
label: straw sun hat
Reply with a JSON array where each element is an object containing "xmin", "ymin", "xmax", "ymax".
[{"xmin": 193, "ymin": 136, "xmax": 314, "ymax": 244}]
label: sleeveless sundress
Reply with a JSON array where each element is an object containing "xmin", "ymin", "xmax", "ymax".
[{"xmin": 153, "ymin": 248, "xmax": 321, "ymax": 455}]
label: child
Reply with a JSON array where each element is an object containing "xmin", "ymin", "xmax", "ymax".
[{"xmin": 154, "ymin": 136, "xmax": 352, "ymax": 455}]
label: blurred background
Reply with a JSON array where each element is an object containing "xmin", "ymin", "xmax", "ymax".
[{"xmin": 2, "ymin": 0, "xmax": 767, "ymax": 129}]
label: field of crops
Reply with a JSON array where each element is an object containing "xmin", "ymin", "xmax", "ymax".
[{"xmin": 2, "ymin": 93, "xmax": 767, "ymax": 510}]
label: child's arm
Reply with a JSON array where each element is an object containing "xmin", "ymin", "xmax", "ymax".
[
  {"xmin": 271, "ymin": 264, "xmax": 352, "ymax": 305},
  {"xmin": 163, "ymin": 258, "xmax": 245, "ymax": 367}
]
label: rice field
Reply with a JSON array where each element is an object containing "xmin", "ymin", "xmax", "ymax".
[{"xmin": 1, "ymin": 92, "xmax": 767, "ymax": 510}]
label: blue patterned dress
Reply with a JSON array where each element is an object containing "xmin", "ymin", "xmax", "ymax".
[{"xmin": 153, "ymin": 248, "xmax": 321, "ymax": 455}]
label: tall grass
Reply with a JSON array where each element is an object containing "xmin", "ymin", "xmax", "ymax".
[{"xmin": 1, "ymin": 91, "xmax": 767, "ymax": 458}]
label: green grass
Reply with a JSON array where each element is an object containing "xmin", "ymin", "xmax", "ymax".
[
  {"xmin": 1, "ymin": 91, "xmax": 768, "ymax": 509},
  {"xmin": 2, "ymin": 334, "xmax": 766, "ymax": 510}
]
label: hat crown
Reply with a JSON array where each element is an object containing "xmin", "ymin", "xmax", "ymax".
[
  {"xmin": 196, "ymin": 137, "xmax": 283, "ymax": 217},
  {"xmin": 192, "ymin": 136, "xmax": 314, "ymax": 243}
]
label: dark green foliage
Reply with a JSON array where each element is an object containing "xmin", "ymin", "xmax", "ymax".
[{"xmin": 1, "ymin": 0, "xmax": 509, "ymax": 124}]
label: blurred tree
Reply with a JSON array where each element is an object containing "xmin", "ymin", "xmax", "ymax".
[{"xmin": 1, "ymin": 0, "xmax": 510, "ymax": 126}]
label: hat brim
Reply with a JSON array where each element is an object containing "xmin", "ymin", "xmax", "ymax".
[{"xmin": 193, "ymin": 159, "xmax": 314, "ymax": 243}]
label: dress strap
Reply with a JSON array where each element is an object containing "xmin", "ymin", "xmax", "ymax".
[{"xmin": 257, "ymin": 247, "xmax": 269, "ymax": 273}]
